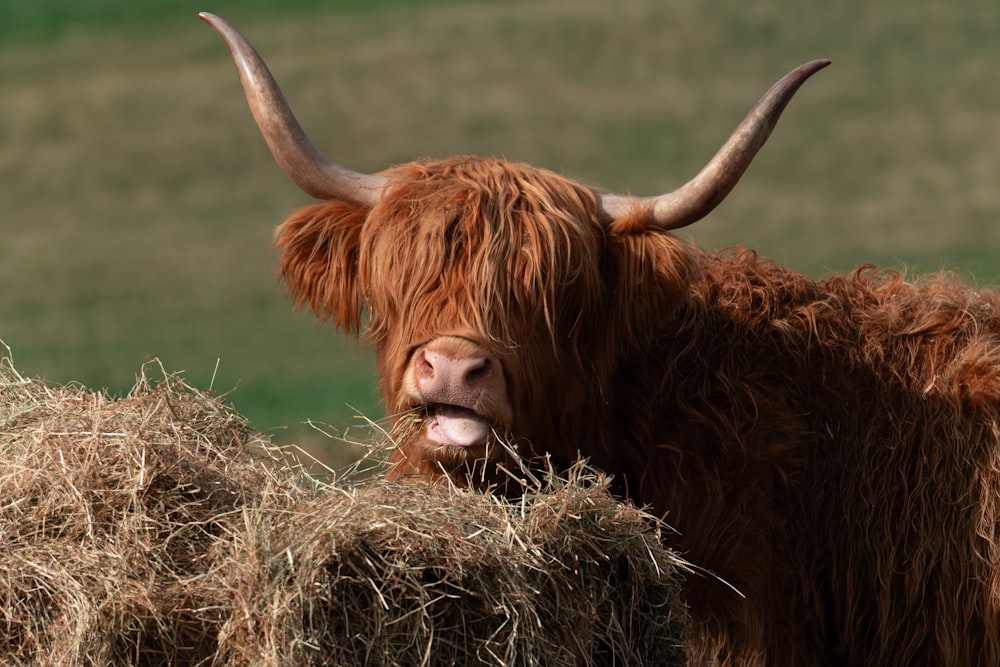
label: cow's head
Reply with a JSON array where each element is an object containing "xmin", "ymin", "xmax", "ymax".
[{"xmin": 201, "ymin": 13, "xmax": 827, "ymax": 485}]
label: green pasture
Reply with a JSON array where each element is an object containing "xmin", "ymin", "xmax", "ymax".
[{"xmin": 2, "ymin": 0, "xmax": 999, "ymax": 463}]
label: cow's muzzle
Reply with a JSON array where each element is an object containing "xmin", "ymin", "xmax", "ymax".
[{"xmin": 402, "ymin": 336, "xmax": 512, "ymax": 449}]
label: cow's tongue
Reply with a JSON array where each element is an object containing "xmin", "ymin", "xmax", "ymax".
[{"xmin": 426, "ymin": 405, "xmax": 490, "ymax": 447}]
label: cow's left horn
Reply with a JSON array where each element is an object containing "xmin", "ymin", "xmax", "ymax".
[
  {"xmin": 200, "ymin": 13, "xmax": 386, "ymax": 207},
  {"xmin": 597, "ymin": 59, "xmax": 830, "ymax": 230}
]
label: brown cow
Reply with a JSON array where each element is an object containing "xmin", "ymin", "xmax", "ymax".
[{"xmin": 203, "ymin": 13, "xmax": 1000, "ymax": 666}]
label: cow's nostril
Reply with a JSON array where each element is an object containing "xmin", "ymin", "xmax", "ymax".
[
  {"xmin": 464, "ymin": 358, "xmax": 490, "ymax": 385},
  {"xmin": 415, "ymin": 351, "xmax": 435, "ymax": 380}
]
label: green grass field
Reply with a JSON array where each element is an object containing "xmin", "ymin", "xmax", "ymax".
[{"xmin": 2, "ymin": 0, "xmax": 999, "ymax": 463}]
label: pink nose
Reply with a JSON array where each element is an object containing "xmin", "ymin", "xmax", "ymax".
[{"xmin": 415, "ymin": 349, "xmax": 493, "ymax": 405}]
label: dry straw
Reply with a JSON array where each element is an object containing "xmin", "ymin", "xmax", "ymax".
[{"xmin": 0, "ymin": 348, "xmax": 689, "ymax": 666}]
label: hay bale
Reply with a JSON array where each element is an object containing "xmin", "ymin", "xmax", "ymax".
[{"xmin": 0, "ymin": 351, "xmax": 688, "ymax": 666}]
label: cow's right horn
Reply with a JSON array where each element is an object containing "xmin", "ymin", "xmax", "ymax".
[
  {"xmin": 597, "ymin": 59, "xmax": 830, "ymax": 230},
  {"xmin": 200, "ymin": 13, "xmax": 386, "ymax": 207}
]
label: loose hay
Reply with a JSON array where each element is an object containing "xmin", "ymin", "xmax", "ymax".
[{"xmin": 0, "ymin": 351, "xmax": 688, "ymax": 666}]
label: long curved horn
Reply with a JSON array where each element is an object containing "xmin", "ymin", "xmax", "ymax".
[
  {"xmin": 597, "ymin": 59, "xmax": 830, "ymax": 230},
  {"xmin": 200, "ymin": 13, "xmax": 386, "ymax": 206}
]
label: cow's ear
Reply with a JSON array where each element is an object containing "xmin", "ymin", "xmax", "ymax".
[
  {"xmin": 606, "ymin": 215, "xmax": 701, "ymax": 343},
  {"xmin": 273, "ymin": 200, "xmax": 368, "ymax": 334}
]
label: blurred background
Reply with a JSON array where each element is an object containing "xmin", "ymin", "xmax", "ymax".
[{"xmin": 2, "ymin": 0, "xmax": 999, "ymax": 465}]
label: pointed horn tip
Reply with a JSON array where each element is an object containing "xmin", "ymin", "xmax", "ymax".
[
  {"xmin": 798, "ymin": 59, "xmax": 832, "ymax": 77},
  {"xmin": 198, "ymin": 12, "xmax": 229, "ymax": 34}
]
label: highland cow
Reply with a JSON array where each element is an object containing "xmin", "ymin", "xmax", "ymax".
[{"xmin": 203, "ymin": 13, "xmax": 1000, "ymax": 666}]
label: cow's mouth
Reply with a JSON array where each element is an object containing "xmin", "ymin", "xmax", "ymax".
[{"xmin": 422, "ymin": 404, "xmax": 493, "ymax": 449}]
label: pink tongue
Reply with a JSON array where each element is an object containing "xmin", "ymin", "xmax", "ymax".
[{"xmin": 426, "ymin": 406, "xmax": 490, "ymax": 447}]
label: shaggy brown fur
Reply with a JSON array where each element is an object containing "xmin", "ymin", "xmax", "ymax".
[{"xmin": 275, "ymin": 154, "xmax": 1000, "ymax": 666}]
